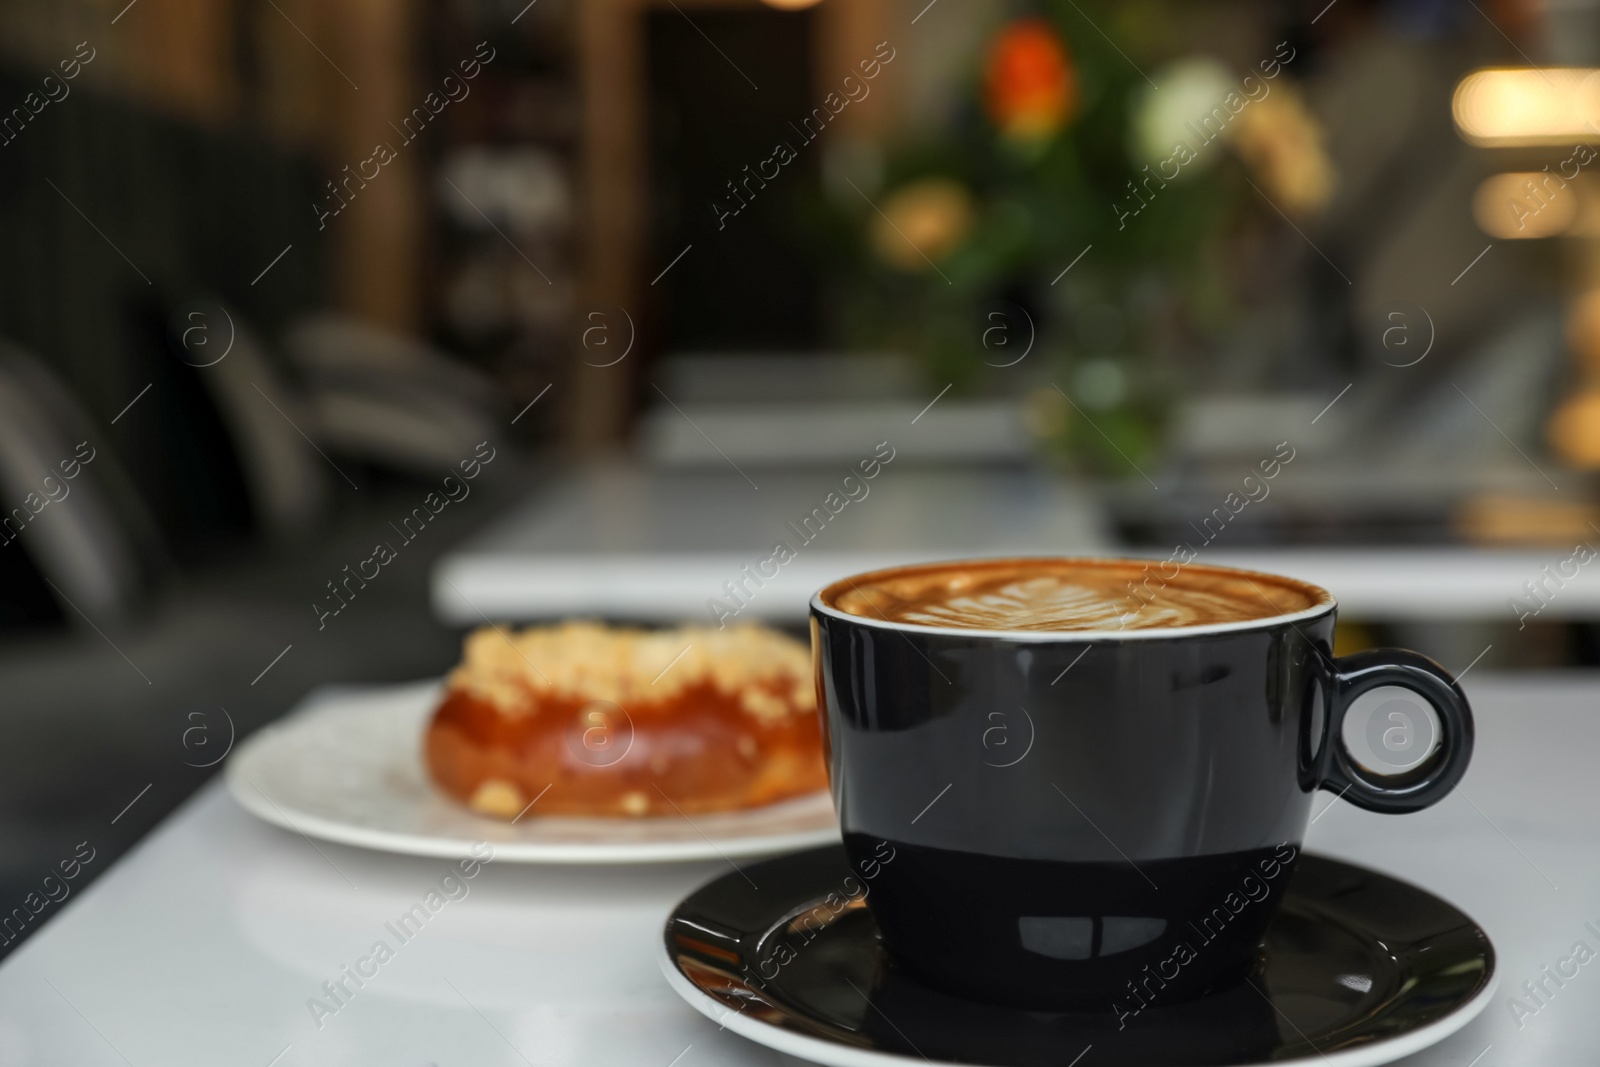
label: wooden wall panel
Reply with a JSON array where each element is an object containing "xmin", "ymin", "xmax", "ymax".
[
  {"xmin": 573, "ymin": 0, "xmax": 891, "ymax": 448},
  {"xmin": 326, "ymin": 0, "xmax": 422, "ymax": 332}
]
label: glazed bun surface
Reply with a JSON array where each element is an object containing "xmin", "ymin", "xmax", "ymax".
[{"xmin": 425, "ymin": 622, "xmax": 827, "ymax": 818}]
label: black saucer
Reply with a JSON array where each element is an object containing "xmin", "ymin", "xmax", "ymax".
[{"xmin": 659, "ymin": 847, "xmax": 1495, "ymax": 1067}]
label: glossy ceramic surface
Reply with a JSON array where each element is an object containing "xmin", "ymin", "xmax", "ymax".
[{"xmin": 660, "ymin": 845, "xmax": 1497, "ymax": 1067}]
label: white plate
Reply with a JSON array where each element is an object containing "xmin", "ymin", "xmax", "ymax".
[{"xmin": 226, "ymin": 680, "xmax": 839, "ymax": 864}]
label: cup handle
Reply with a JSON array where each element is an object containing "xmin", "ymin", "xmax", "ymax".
[{"xmin": 1321, "ymin": 649, "xmax": 1475, "ymax": 814}]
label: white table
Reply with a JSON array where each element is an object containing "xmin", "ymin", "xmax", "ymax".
[
  {"xmin": 434, "ymin": 463, "xmax": 1600, "ymax": 624},
  {"xmin": 434, "ymin": 463, "xmax": 1111, "ymax": 624},
  {"xmin": 3, "ymin": 674, "xmax": 1597, "ymax": 1066}
]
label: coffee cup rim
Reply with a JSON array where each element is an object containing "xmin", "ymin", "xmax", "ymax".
[{"xmin": 811, "ymin": 555, "xmax": 1337, "ymax": 642}]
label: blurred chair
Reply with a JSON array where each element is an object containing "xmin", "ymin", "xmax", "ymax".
[
  {"xmin": 115, "ymin": 295, "xmax": 328, "ymax": 554},
  {"xmin": 0, "ymin": 343, "xmax": 165, "ymax": 630},
  {"xmin": 282, "ymin": 313, "xmax": 502, "ymax": 476}
]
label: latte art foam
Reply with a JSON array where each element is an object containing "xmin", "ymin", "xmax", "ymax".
[
  {"xmin": 825, "ymin": 559, "xmax": 1328, "ymax": 633},
  {"xmin": 895, "ymin": 575, "xmax": 1254, "ymax": 630}
]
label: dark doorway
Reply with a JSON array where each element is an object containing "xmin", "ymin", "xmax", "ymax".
[{"xmin": 646, "ymin": 7, "xmax": 821, "ymax": 351}]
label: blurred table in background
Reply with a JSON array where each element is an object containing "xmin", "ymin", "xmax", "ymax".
[
  {"xmin": 433, "ymin": 462, "xmax": 1109, "ymax": 624},
  {"xmin": 432, "ymin": 462, "xmax": 1600, "ymax": 627}
]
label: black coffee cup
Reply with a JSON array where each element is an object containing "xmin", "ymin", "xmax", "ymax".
[{"xmin": 809, "ymin": 557, "xmax": 1473, "ymax": 1015}]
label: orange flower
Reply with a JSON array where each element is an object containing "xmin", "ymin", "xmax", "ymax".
[{"xmin": 985, "ymin": 18, "xmax": 1077, "ymax": 141}]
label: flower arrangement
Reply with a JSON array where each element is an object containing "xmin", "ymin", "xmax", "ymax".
[{"xmin": 824, "ymin": 1, "xmax": 1333, "ymax": 475}]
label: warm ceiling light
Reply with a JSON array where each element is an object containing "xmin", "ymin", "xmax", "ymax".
[
  {"xmin": 1453, "ymin": 67, "xmax": 1600, "ymax": 146},
  {"xmin": 1473, "ymin": 172, "xmax": 1579, "ymax": 237},
  {"xmin": 759, "ymin": 0, "xmax": 824, "ymax": 8}
]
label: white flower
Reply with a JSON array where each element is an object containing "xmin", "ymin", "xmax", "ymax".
[{"xmin": 1129, "ymin": 57, "xmax": 1234, "ymax": 176}]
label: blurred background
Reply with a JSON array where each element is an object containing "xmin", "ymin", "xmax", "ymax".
[{"xmin": 3, "ymin": 0, "xmax": 1600, "ymax": 958}]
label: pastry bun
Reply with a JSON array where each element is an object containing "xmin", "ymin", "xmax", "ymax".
[{"xmin": 425, "ymin": 622, "xmax": 827, "ymax": 818}]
